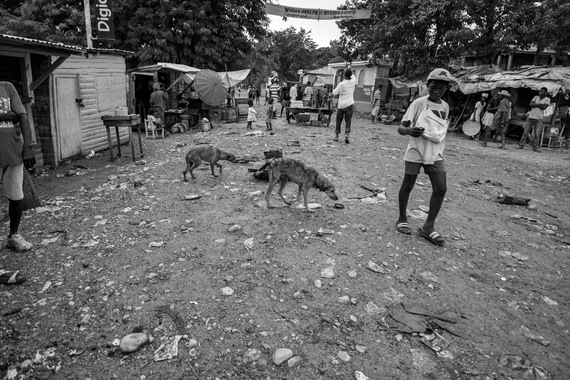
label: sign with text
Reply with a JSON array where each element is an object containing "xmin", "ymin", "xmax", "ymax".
[
  {"xmin": 95, "ymin": 0, "xmax": 115, "ymax": 40},
  {"xmin": 266, "ymin": 4, "xmax": 371, "ymax": 21}
]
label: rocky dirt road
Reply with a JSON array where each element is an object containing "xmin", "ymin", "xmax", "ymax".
[{"xmin": 1, "ymin": 110, "xmax": 569, "ymax": 379}]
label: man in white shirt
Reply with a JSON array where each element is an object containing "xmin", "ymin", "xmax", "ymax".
[
  {"xmin": 518, "ymin": 87, "xmax": 550, "ymax": 152},
  {"xmin": 332, "ymin": 68, "xmax": 357, "ymax": 143}
]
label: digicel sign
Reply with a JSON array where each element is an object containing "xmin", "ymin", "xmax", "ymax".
[{"xmin": 96, "ymin": 0, "xmax": 115, "ymax": 40}]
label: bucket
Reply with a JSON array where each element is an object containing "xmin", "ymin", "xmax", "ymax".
[
  {"xmin": 199, "ymin": 121, "xmax": 211, "ymax": 132},
  {"xmin": 221, "ymin": 111, "xmax": 229, "ymax": 120},
  {"xmin": 180, "ymin": 115, "xmax": 190, "ymax": 130},
  {"xmin": 115, "ymin": 107, "xmax": 128, "ymax": 116}
]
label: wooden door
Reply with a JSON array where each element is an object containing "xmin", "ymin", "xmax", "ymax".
[{"xmin": 54, "ymin": 76, "xmax": 82, "ymax": 160}]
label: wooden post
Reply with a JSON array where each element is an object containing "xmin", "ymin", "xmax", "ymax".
[
  {"xmin": 84, "ymin": 0, "xmax": 93, "ymax": 49},
  {"xmin": 22, "ymin": 170, "xmax": 41, "ymax": 211}
]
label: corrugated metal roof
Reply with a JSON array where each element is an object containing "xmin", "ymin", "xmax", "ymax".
[{"xmin": 0, "ymin": 33, "xmax": 84, "ymax": 54}]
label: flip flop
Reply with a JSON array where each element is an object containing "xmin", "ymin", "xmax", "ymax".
[
  {"xmin": 396, "ymin": 222, "xmax": 412, "ymax": 235},
  {"xmin": 0, "ymin": 270, "xmax": 26, "ymax": 285},
  {"xmin": 417, "ymin": 227, "xmax": 445, "ymax": 246}
]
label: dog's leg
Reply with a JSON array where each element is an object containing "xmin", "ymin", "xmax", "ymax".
[
  {"xmin": 302, "ymin": 185, "xmax": 314, "ymax": 213},
  {"xmin": 182, "ymin": 157, "xmax": 191, "ymax": 182},
  {"xmin": 209, "ymin": 161, "xmax": 218, "ymax": 177},
  {"xmin": 189, "ymin": 160, "xmax": 200, "ymax": 179},
  {"xmin": 278, "ymin": 177, "xmax": 292, "ymax": 205},
  {"xmin": 214, "ymin": 160, "xmax": 223, "ymax": 175},
  {"xmin": 293, "ymin": 185, "xmax": 303, "ymax": 202},
  {"xmin": 265, "ymin": 175, "xmax": 278, "ymax": 209}
]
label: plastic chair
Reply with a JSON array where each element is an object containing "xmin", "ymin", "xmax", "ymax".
[
  {"xmin": 539, "ymin": 122, "xmax": 565, "ymax": 148},
  {"xmin": 145, "ymin": 115, "xmax": 165, "ymax": 139}
]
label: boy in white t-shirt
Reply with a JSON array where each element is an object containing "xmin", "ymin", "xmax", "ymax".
[
  {"xmin": 395, "ymin": 68, "xmax": 456, "ymax": 246},
  {"xmin": 246, "ymin": 99, "xmax": 257, "ymax": 129}
]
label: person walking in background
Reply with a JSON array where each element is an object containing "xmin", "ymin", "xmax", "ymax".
[
  {"xmin": 371, "ymin": 85, "xmax": 382, "ymax": 124},
  {"xmin": 149, "ymin": 82, "xmax": 168, "ymax": 123},
  {"xmin": 0, "ymin": 81, "xmax": 36, "ymax": 285},
  {"xmin": 482, "ymin": 90, "xmax": 511, "ymax": 149},
  {"xmin": 332, "ymin": 68, "xmax": 357, "ymax": 143},
  {"xmin": 246, "ymin": 99, "xmax": 257, "ymax": 129},
  {"xmin": 471, "ymin": 92, "xmax": 488, "ymax": 140},
  {"xmin": 518, "ymin": 87, "xmax": 551, "ymax": 152},
  {"xmin": 255, "ymin": 87, "xmax": 261, "ymax": 105},
  {"xmin": 280, "ymin": 82, "xmax": 291, "ymax": 118},
  {"xmin": 395, "ymin": 68, "xmax": 456, "ymax": 246},
  {"xmin": 265, "ymin": 98, "xmax": 274, "ymax": 131},
  {"xmin": 303, "ymin": 82, "xmax": 313, "ymax": 107},
  {"xmin": 269, "ymin": 79, "xmax": 281, "ymax": 118},
  {"xmin": 316, "ymin": 89, "xmax": 323, "ymax": 108}
]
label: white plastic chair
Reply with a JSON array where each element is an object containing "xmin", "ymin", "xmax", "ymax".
[{"xmin": 145, "ymin": 115, "xmax": 165, "ymax": 139}]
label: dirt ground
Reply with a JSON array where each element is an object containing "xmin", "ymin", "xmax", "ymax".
[{"xmin": 1, "ymin": 106, "xmax": 569, "ymax": 380}]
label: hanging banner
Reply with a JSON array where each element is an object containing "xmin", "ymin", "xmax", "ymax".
[
  {"xmin": 266, "ymin": 4, "xmax": 371, "ymax": 21},
  {"xmin": 95, "ymin": 0, "xmax": 115, "ymax": 40}
]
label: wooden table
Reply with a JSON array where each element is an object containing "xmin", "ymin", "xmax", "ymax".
[
  {"xmin": 101, "ymin": 115, "xmax": 144, "ymax": 162},
  {"xmin": 286, "ymin": 107, "xmax": 334, "ymax": 127}
]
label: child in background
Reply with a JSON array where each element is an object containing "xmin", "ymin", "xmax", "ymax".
[
  {"xmin": 247, "ymin": 99, "xmax": 257, "ymax": 129},
  {"xmin": 265, "ymin": 98, "xmax": 274, "ymax": 131}
]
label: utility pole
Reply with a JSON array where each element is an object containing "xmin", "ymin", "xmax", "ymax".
[{"xmin": 84, "ymin": 0, "xmax": 93, "ymax": 49}]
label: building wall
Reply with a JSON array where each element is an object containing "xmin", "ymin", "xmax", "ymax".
[
  {"xmin": 53, "ymin": 54, "xmax": 129, "ymax": 162},
  {"xmin": 31, "ymin": 55, "xmax": 53, "ymax": 168}
]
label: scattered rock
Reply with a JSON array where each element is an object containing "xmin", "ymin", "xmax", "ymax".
[
  {"xmin": 355, "ymin": 371, "xmax": 370, "ymax": 380},
  {"xmin": 119, "ymin": 333, "xmax": 153, "ymax": 353},
  {"xmin": 320, "ymin": 268, "xmax": 335, "ymax": 278},
  {"xmin": 287, "ymin": 356, "xmax": 302, "ymax": 368},
  {"xmin": 273, "ymin": 348, "xmax": 293, "ymax": 365},
  {"xmin": 338, "ymin": 296, "xmax": 350, "ymax": 304},
  {"xmin": 220, "ymin": 287, "xmax": 235, "ymax": 296},
  {"xmin": 364, "ymin": 302, "xmax": 385, "ymax": 315},
  {"xmin": 520, "ymin": 326, "xmax": 550, "ymax": 346},
  {"xmin": 347, "ymin": 270, "xmax": 357, "ymax": 278},
  {"xmin": 228, "ymin": 224, "xmax": 242, "ymax": 232},
  {"xmin": 367, "ymin": 260, "xmax": 385, "ymax": 274},
  {"xmin": 337, "ymin": 351, "xmax": 351, "ymax": 362},
  {"xmin": 314, "ymin": 279, "xmax": 322, "ymax": 288},
  {"xmin": 243, "ymin": 348, "xmax": 261, "ymax": 363}
]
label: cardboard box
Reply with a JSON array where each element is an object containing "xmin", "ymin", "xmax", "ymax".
[{"xmin": 296, "ymin": 113, "xmax": 310, "ymax": 123}]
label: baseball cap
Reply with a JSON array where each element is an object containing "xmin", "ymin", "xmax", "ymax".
[{"xmin": 427, "ymin": 68, "xmax": 456, "ymax": 83}]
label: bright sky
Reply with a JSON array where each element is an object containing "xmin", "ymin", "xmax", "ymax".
[{"xmin": 267, "ymin": 0, "xmax": 347, "ymax": 47}]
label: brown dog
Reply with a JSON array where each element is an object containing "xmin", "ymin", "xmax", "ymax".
[
  {"xmin": 183, "ymin": 147, "xmax": 237, "ymax": 181},
  {"xmin": 265, "ymin": 158, "xmax": 338, "ymax": 212}
]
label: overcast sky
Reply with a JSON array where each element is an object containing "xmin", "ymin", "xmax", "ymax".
[{"xmin": 267, "ymin": 0, "xmax": 347, "ymax": 47}]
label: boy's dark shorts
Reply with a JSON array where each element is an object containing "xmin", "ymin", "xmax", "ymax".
[{"xmin": 405, "ymin": 160, "xmax": 446, "ymax": 175}]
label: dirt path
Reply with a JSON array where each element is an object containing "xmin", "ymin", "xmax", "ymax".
[{"xmin": 2, "ymin": 110, "xmax": 569, "ymax": 380}]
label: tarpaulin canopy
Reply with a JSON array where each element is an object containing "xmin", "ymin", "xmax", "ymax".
[
  {"xmin": 181, "ymin": 69, "xmax": 251, "ymax": 87},
  {"xmin": 132, "ymin": 62, "xmax": 201, "ymax": 74},
  {"xmin": 458, "ymin": 65, "xmax": 570, "ymax": 95}
]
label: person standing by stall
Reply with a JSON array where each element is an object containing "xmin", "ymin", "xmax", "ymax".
[
  {"xmin": 518, "ymin": 87, "xmax": 551, "ymax": 152},
  {"xmin": 269, "ymin": 79, "xmax": 281, "ymax": 118},
  {"xmin": 480, "ymin": 92, "xmax": 499, "ymax": 141},
  {"xmin": 303, "ymin": 81, "xmax": 314, "ymax": 107},
  {"xmin": 471, "ymin": 92, "xmax": 488, "ymax": 140},
  {"xmin": 482, "ymin": 90, "xmax": 511, "ymax": 149},
  {"xmin": 149, "ymin": 83, "xmax": 168, "ymax": 123},
  {"xmin": 332, "ymin": 68, "xmax": 357, "ymax": 143}
]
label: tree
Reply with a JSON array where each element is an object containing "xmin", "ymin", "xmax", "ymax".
[{"xmin": 268, "ymin": 27, "xmax": 319, "ymax": 81}]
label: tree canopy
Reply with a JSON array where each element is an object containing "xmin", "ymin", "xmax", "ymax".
[{"xmin": 338, "ymin": 0, "xmax": 570, "ymax": 76}]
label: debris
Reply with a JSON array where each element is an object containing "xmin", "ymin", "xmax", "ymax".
[
  {"xmin": 316, "ymin": 228, "xmax": 335, "ymax": 236},
  {"xmin": 220, "ymin": 287, "xmax": 235, "ymax": 296},
  {"xmin": 355, "ymin": 371, "xmax": 370, "ymax": 380},
  {"xmin": 419, "ymin": 271, "xmax": 440, "ymax": 284},
  {"xmin": 119, "ymin": 333, "xmax": 154, "ymax": 353},
  {"xmin": 364, "ymin": 302, "xmax": 385, "ymax": 315},
  {"xmin": 228, "ymin": 224, "xmax": 242, "ymax": 232},
  {"xmin": 248, "ymin": 190, "xmax": 263, "ymax": 197},
  {"xmin": 367, "ymin": 260, "xmax": 385, "ymax": 274},
  {"xmin": 320, "ymin": 267, "xmax": 335, "ymax": 279},
  {"xmin": 148, "ymin": 241, "xmax": 164, "ymax": 248},
  {"xmin": 498, "ymin": 195, "xmax": 531, "ymax": 205},
  {"xmin": 184, "ymin": 194, "xmax": 202, "ymax": 201},
  {"xmin": 520, "ymin": 326, "xmax": 550, "ymax": 346},
  {"xmin": 314, "ymin": 279, "xmax": 322, "ymax": 288},
  {"xmin": 337, "ymin": 351, "xmax": 351, "ymax": 362},
  {"xmin": 243, "ymin": 348, "xmax": 261, "ymax": 363},
  {"xmin": 334, "ymin": 203, "xmax": 345, "ymax": 209},
  {"xmin": 273, "ymin": 348, "xmax": 293, "ymax": 365},
  {"xmin": 154, "ymin": 335, "xmax": 183, "ymax": 361},
  {"xmin": 244, "ymin": 237, "xmax": 254, "ymax": 250},
  {"xmin": 542, "ymin": 295, "xmax": 558, "ymax": 306},
  {"xmin": 296, "ymin": 203, "xmax": 322, "ymax": 210},
  {"xmin": 287, "ymin": 356, "xmax": 302, "ymax": 367}
]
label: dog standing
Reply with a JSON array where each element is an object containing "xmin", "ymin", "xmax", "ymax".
[
  {"xmin": 265, "ymin": 158, "xmax": 338, "ymax": 212},
  {"xmin": 182, "ymin": 147, "xmax": 237, "ymax": 181}
]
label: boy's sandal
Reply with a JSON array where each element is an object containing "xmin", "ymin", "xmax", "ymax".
[
  {"xmin": 417, "ymin": 228, "xmax": 445, "ymax": 246},
  {"xmin": 0, "ymin": 270, "xmax": 26, "ymax": 285},
  {"xmin": 396, "ymin": 222, "xmax": 412, "ymax": 235}
]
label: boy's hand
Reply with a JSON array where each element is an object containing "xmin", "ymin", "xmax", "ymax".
[{"xmin": 408, "ymin": 127, "xmax": 425, "ymax": 137}]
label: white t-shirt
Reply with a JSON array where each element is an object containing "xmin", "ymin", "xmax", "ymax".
[
  {"xmin": 401, "ymin": 96, "xmax": 449, "ymax": 164},
  {"xmin": 332, "ymin": 76, "xmax": 357, "ymax": 109},
  {"xmin": 528, "ymin": 95, "xmax": 550, "ymax": 120}
]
